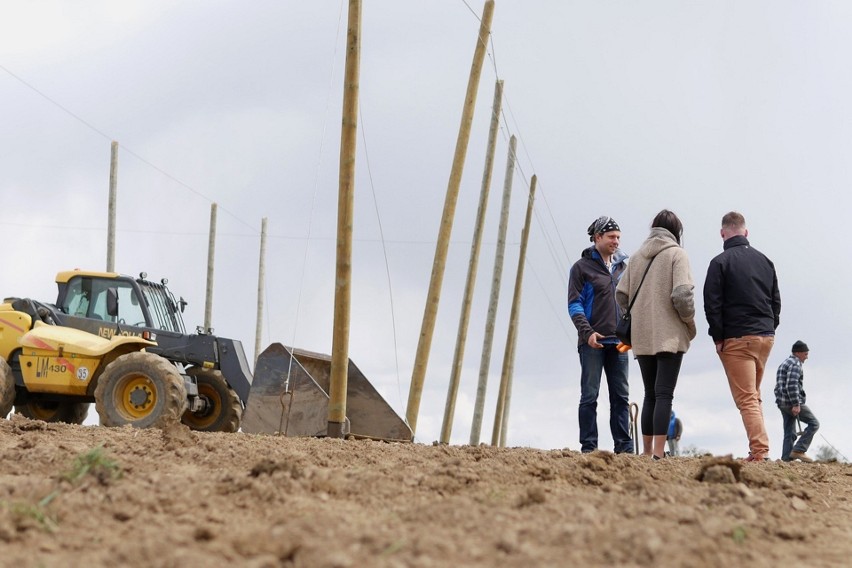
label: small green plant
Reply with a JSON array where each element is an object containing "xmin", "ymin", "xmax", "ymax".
[
  {"xmin": 61, "ymin": 444, "xmax": 122, "ymax": 485},
  {"xmin": 380, "ymin": 539, "xmax": 406, "ymax": 556},
  {"xmin": 3, "ymin": 491, "xmax": 60, "ymax": 532},
  {"xmin": 731, "ymin": 525, "xmax": 747, "ymax": 544}
]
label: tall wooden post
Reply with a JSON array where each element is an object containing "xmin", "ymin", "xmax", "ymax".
[
  {"xmin": 204, "ymin": 203, "xmax": 217, "ymax": 333},
  {"xmin": 440, "ymin": 80, "xmax": 503, "ymax": 444},
  {"xmin": 470, "ymin": 135, "xmax": 516, "ymax": 445},
  {"xmin": 492, "ymin": 175, "xmax": 537, "ymax": 446},
  {"xmin": 407, "ymin": 0, "xmax": 495, "ymax": 436},
  {"xmin": 106, "ymin": 141, "xmax": 118, "ymax": 272},
  {"xmin": 328, "ymin": 0, "xmax": 362, "ymax": 438},
  {"xmin": 254, "ymin": 217, "xmax": 268, "ymax": 367}
]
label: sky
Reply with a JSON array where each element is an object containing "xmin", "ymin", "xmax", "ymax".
[{"xmin": 2, "ymin": 1, "xmax": 850, "ymax": 461}]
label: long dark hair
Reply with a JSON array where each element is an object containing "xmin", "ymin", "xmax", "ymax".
[{"xmin": 652, "ymin": 209, "xmax": 683, "ymax": 245}]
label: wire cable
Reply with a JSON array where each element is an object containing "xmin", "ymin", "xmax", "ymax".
[{"xmin": 358, "ymin": 107, "xmax": 405, "ymax": 416}]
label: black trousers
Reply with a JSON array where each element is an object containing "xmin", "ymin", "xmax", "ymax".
[{"xmin": 636, "ymin": 352, "xmax": 684, "ymax": 436}]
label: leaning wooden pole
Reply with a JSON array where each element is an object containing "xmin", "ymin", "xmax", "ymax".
[
  {"xmin": 407, "ymin": 0, "xmax": 495, "ymax": 436},
  {"xmin": 492, "ymin": 174, "xmax": 536, "ymax": 446},
  {"xmin": 469, "ymin": 135, "xmax": 516, "ymax": 445},
  {"xmin": 254, "ymin": 217, "xmax": 268, "ymax": 367},
  {"xmin": 204, "ymin": 202, "xmax": 217, "ymax": 333},
  {"xmin": 498, "ymin": 337, "xmax": 517, "ymax": 448},
  {"xmin": 328, "ymin": 0, "xmax": 361, "ymax": 439},
  {"xmin": 440, "ymin": 79, "xmax": 503, "ymax": 444},
  {"xmin": 106, "ymin": 141, "xmax": 118, "ymax": 272}
]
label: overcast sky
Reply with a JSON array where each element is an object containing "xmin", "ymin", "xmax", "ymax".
[{"xmin": 2, "ymin": 1, "xmax": 850, "ymax": 460}]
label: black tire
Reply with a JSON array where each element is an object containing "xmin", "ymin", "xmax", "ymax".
[
  {"xmin": 182, "ymin": 368, "xmax": 241, "ymax": 433},
  {"xmin": 0, "ymin": 358, "xmax": 14, "ymax": 419},
  {"xmin": 94, "ymin": 352, "xmax": 187, "ymax": 428},
  {"xmin": 15, "ymin": 400, "xmax": 89, "ymax": 424}
]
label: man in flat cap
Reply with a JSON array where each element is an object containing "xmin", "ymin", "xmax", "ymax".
[
  {"xmin": 567, "ymin": 216, "xmax": 633, "ymax": 454},
  {"xmin": 775, "ymin": 340, "xmax": 819, "ymax": 462}
]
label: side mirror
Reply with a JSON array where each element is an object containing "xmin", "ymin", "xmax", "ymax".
[
  {"xmin": 179, "ymin": 297, "xmax": 188, "ymax": 313},
  {"xmin": 106, "ymin": 288, "xmax": 119, "ymax": 317}
]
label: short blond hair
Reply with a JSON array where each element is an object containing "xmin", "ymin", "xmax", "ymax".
[{"xmin": 721, "ymin": 211, "xmax": 746, "ymax": 231}]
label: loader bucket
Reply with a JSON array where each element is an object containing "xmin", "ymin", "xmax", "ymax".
[{"xmin": 241, "ymin": 343, "xmax": 413, "ymax": 442}]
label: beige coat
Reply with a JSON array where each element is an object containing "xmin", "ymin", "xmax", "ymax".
[{"xmin": 616, "ymin": 227, "xmax": 696, "ymax": 355}]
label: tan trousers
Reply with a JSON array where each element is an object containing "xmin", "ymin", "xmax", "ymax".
[{"xmin": 718, "ymin": 335, "xmax": 775, "ymax": 457}]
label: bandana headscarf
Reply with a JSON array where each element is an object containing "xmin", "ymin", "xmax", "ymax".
[{"xmin": 587, "ymin": 216, "xmax": 620, "ymax": 241}]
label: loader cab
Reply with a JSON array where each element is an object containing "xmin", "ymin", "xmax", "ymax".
[{"xmin": 56, "ymin": 271, "xmax": 186, "ymax": 334}]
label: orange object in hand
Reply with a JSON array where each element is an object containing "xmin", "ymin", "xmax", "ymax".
[{"xmin": 616, "ymin": 342, "xmax": 631, "ymax": 353}]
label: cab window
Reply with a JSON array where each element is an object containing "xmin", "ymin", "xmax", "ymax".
[{"xmin": 61, "ymin": 277, "xmax": 146, "ymax": 326}]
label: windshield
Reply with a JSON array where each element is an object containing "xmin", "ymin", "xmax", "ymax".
[{"xmin": 138, "ymin": 281, "xmax": 186, "ymax": 333}]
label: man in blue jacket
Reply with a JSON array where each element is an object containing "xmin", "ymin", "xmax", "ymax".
[
  {"xmin": 567, "ymin": 216, "xmax": 632, "ymax": 454},
  {"xmin": 775, "ymin": 340, "xmax": 818, "ymax": 462},
  {"xmin": 704, "ymin": 211, "xmax": 781, "ymax": 462}
]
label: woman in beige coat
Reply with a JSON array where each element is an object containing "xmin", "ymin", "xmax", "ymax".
[{"xmin": 616, "ymin": 210, "xmax": 696, "ymax": 460}]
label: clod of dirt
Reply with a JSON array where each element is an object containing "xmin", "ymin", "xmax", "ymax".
[
  {"xmin": 700, "ymin": 465, "xmax": 737, "ymax": 484},
  {"xmin": 696, "ymin": 455, "xmax": 742, "ymax": 483},
  {"xmin": 516, "ymin": 486, "xmax": 547, "ymax": 508},
  {"xmin": 160, "ymin": 421, "xmax": 196, "ymax": 450}
]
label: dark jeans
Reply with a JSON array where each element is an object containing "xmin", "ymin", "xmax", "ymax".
[
  {"xmin": 778, "ymin": 404, "xmax": 819, "ymax": 460},
  {"xmin": 636, "ymin": 352, "xmax": 684, "ymax": 436},
  {"xmin": 578, "ymin": 343, "xmax": 632, "ymax": 453}
]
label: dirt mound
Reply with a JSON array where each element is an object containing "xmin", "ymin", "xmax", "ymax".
[{"xmin": 0, "ymin": 415, "xmax": 849, "ymax": 567}]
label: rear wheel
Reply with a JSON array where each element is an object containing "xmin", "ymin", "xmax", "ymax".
[
  {"xmin": 0, "ymin": 358, "xmax": 14, "ymax": 418},
  {"xmin": 182, "ymin": 368, "xmax": 241, "ymax": 432},
  {"xmin": 15, "ymin": 400, "xmax": 89, "ymax": 424},
  {"xmin": 94, "ymin": 352, "xmax": 187, "ymax": 428}
]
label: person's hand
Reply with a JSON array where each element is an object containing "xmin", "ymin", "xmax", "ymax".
[
  {"xmin": 587, "ymin": 332, "xmax": 604, "ymax": 349},
  {"xmin": 792, "ymin": 404, "xmax": 801, "ymax": 416},
  {"xmin": 715, "ymin": 341, "xmax": 723, "ymax": 354}
]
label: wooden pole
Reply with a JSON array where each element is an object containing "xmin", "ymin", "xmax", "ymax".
[
  {"xmin": 204, "ymin": 203, "xmax": 217, "ymax": 333},
  {"xmin": 498, "ymin": 337, "xmax": 516, "ymax": 448},
  {"xmin": 254, "ymin": 217, "xmax": 268, "ymax": 367},
  {"xmin": 440, "ymin": 80, "xmax": 503, "ymax": 444},
  {"xmin": 106, "ymin": 141, "xmax": 118, "ymax": 272},
  {"xmin": 407, "ymin": 0, "xmax": 495, "ymax": 436},
  {"xmin": 469, "ymin": 135, "xmax": 516, "ymax": 445},
  {"xmin": 328, "ymin": 0, "xmax": 361, "ymax": 438},
  {"xmin": 492, "ymin": 174, "xmax": 536, "ymax": 446}
]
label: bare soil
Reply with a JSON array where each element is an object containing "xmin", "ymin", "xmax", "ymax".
[{"xmin": 0, "ymin": 414, "xmax": 850, "ymax": 567}]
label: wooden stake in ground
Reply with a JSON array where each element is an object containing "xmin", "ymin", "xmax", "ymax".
[
  {"xmin": 407, "ymin": 0, "xmax": 495, "ymax": 436},
  {"xmin": 441, "ymin": 79, "xmax": 504, "ymax": 444},
  {"xmin": 106, "ymin": 141, "xmax": 118, "ymax": 272},
  {"xmin": 204, "ymin": 202, "xmax": 217, "ymax": 333},
  {"xmin": 492, "ymin": 174, "xmax": 537, "ymax": 447},
  {"xmin": 254, "ymin": 217, "xmax": 268, "ymax": 368},
  {"xmin": 470, "ymin": 135, "xmax": 516, "ymax": 445},
  {"xmin": 328, "ymin": 0, "xmax": 362, "ymax": 439}
]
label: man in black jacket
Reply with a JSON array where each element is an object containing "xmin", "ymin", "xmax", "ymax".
[{"xmin": 704, "ymin": 211, "xmax": 781, "ymax": 462}]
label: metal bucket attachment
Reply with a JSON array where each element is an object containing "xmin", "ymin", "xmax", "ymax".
[{"xmin": 241, "ymin": 343, "xmax": 412, "ymax": 442}]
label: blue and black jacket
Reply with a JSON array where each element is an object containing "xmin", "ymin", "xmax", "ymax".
[{"xmin": 567, "ymin": 246, "xmax": 628, "ymax": 347}]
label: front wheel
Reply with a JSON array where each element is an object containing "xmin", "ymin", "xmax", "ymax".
[
  {"xmin": 95, "ymin": 352, "xmax": 187, "ymax": 428},
  {"xmin": 0, "ymin": 358, "xmax": 14, "ymax": 418},
  {"xmin": 15, "ymin": 400, "xmax": 89, "ymax": 424},
  {"xmin": 182, "ymin": 368, "xmax": 241, "ymax": 432}
]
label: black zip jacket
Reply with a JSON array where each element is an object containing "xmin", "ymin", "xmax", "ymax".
[{"xmin": 703, "ymin": 235, "xmax": 781, "ymax": 342}]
